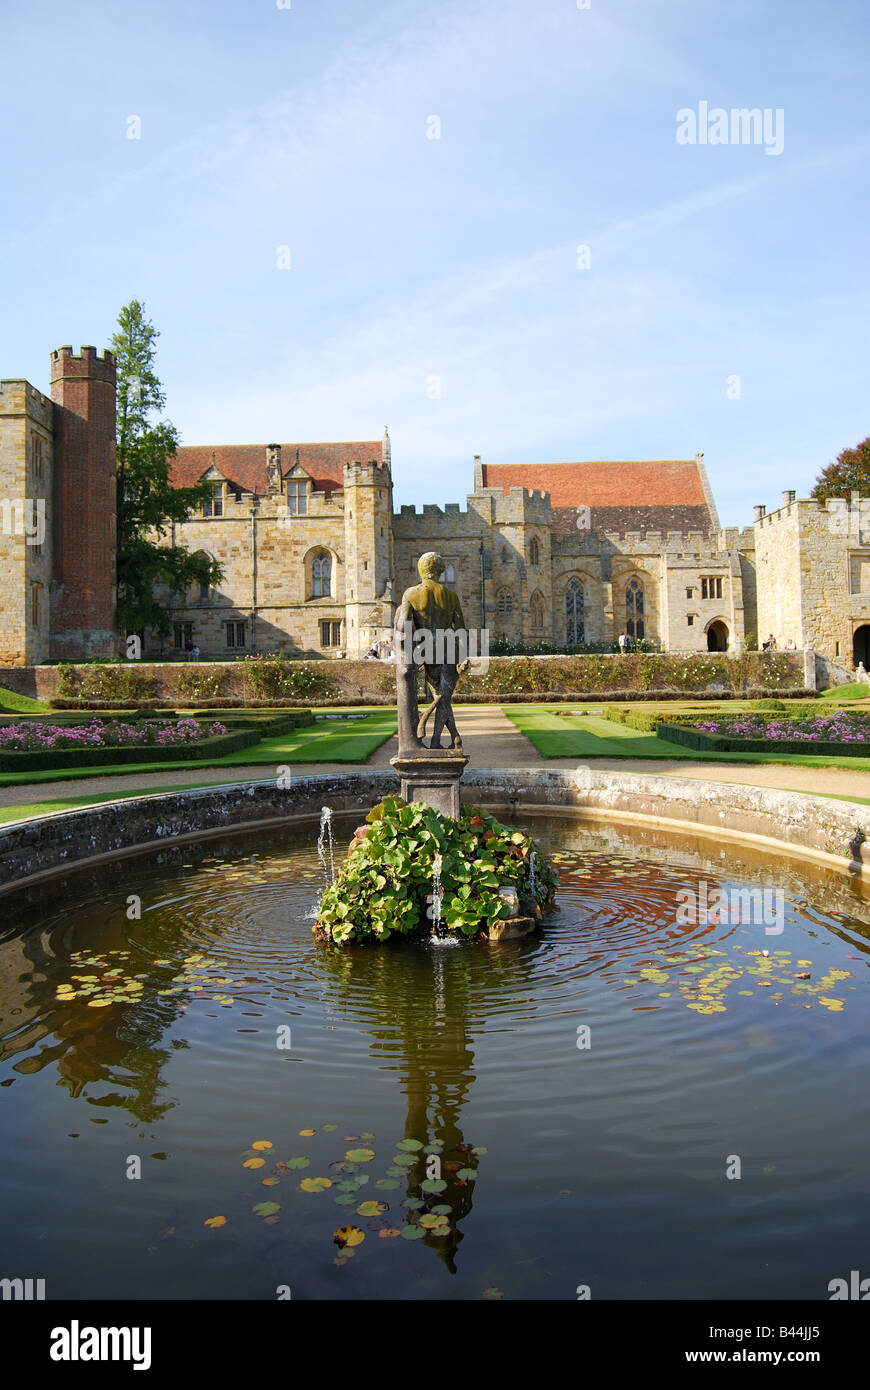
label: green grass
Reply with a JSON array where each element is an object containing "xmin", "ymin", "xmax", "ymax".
[
  {"xmin": 816, "ymin": 683, "xmax": 870, "ymax": 701},
  {"xmin": 504, "ymin": 705, "xmax": 870, "ymax": 771},
  {"xmin": 0, "ymin": 710, "xmax": 397, "ymax": 788},
  {"xmin": 0, "ymin": 686, "xmax": 50, "ymax": 714}
]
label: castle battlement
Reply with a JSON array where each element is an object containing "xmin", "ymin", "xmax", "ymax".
[
  {"xmin": 343, "ymin": 460, "xmax": 390, "ymax": 487},
  {"xmin": 50, "ymin": 345, "xmax": 116, "ymax": 382}
]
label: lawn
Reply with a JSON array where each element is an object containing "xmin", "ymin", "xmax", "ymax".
[
  {"xmin": 504, "ymin": 704, "xmax": 870, "ymax": 772},
  {"xmin": 0, "ymin": 710, "xmax": 397, "ymax": 789},
  {"xmin": 0, "ymin": 687, "xmax": 50, "ymax": 714}
]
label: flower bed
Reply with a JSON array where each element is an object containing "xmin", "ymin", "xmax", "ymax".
[
  {"xmin": 658, "ymin": 709, "xmax": 870, "ymax": 755},
  {"xmin": 0, "ymin": 718, "xmax": 262, "ymax": 772},
  {"xmin": 314, "ymin": 797, "xmax": 558, "ymax": 945}
]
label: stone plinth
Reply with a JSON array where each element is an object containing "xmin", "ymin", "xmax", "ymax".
[{"xmin": 390, "ymin": 748, "xmax": 468, "ymax": 818}]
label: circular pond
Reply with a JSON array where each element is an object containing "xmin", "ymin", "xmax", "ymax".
[{"xmin": 1, "ymin": 814, "xmax": 868, "ymax": 1300}]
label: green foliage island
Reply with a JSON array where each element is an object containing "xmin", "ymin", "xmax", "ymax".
[{"xmin": 314, "ymin": 797, "xmax": 558, "ymax": 945}]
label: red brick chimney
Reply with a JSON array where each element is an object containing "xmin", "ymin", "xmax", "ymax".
[{"xmin": 49, "ymin": 346, "xmax": 118, "ymax": 658}]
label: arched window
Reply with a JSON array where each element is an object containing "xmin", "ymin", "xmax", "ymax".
[
  {"xmin": 444, "ymin": 563, "xmax": 456, "ymax": 584},
  {"xmin": 566, "ymin": 580, "xmax": 585, "ymax": 644},
  {"xmin": 529, "ymin": 536, "xmax": 540, "ymax": 567},
  {"xmin": 530, "ymin": 592, "xmax": 544, "ymax": 630},
  {"xmin": 501, "ymin": 547, "xmax": 508, "ymax": 565},
  {"xmin": 312, "ymin": 551, "xmax": 332, "ymax": 598},
  {"xmin": 497, "ymin": 589, "xmax": 513, "ymax": 617},
  {"xmin": 626, "ymin": 579, "xmax": 644, "ymax": 640}
]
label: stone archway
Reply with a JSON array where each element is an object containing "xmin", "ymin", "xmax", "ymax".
[
  {"xmin": 706, "ymin": 619, "xmax": 729, "ymax": 652},
  {"xmin": 853, "ymin": 625, "xmax": 870, "ymax": 668}
]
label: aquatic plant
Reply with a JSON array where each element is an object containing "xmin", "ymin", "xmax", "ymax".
[{"xmin": 313, "ymin": 796, "xmax": 558, "ymax": 945}]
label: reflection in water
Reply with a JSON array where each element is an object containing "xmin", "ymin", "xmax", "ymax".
[{"xmin": 1, "ymin": 816, "xmax": 869, "ymax": 1299}]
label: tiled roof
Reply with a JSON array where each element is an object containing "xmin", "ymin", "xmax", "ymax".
[
  {"xmin": 170, "ymin": 441, "xmax": 384, "ymax": 497},
  {"xmin": 482, "ymin": 459, "xmax": 708, "ymax": 509}
]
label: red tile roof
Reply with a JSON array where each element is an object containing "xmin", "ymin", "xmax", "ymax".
[
  {"xmin": 170, "ymin": 441, "xmax": 383, "ymax": 497},
  {"xmin": 481, "ymin": 459, "xmax": 708, "ymax": 509}
]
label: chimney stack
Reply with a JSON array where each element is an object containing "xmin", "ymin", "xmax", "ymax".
[
  {"xmin": 753, "ymin": 504, "xmax": 766, "ymax": 522},
  {"xmin": 782, "ymin": 489, "xmax": 796, "ymax": 507}
]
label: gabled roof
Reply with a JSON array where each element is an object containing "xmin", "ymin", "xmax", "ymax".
[
  {"xmin": 481, "ymin": 458, "xmax": 717, "ymax": 536},
  {"xmin": 170, "ymin": 441, "xmax": 384, "ymax": 497}
]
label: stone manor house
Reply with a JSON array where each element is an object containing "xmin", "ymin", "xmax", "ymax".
[{"xmin": 2, "ymin": 344, "xmax": 869, "ymax": 669}]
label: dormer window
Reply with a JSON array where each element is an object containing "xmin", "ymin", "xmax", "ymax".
[
  {"xmin": 203, "ymin": 483, "xmax": 224, "ymax": 517},
  {"xmin": 287, "ymin": 479, "xmax": 308, "ymax": 515}
]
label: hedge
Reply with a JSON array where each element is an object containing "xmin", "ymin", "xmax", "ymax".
[
  {"xmin": 0, "ymin": 726, "xmax": 261, "ymax": 773},
  {"xmin": 655, "ymin": 723, "xmax": 870, "ymax": 757}
]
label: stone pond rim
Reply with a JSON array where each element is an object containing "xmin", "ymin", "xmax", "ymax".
[{"xmin": 1, "ymin": 769, "xmax": 868, "ymax": 894}]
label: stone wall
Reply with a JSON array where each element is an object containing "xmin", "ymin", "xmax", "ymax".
[
  {"xmin": 0, "ymin": 650, "xmax": 807, "ymax": 704},
  {"xmin": 1, "ymin": 767, "xmax": 867, "ymax": 894}
]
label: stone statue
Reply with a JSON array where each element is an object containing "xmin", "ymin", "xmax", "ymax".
[{"xmin": 394, "ymin": 551, "xmax": 465, "ymax": 752}]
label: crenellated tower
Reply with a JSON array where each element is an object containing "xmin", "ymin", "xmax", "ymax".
[
  {"xmin": 342, "ymin": 455, "xmax": 393, "ymax": 658},
  {"xmin": 49, "ymin": 346, "xmax": 117, "ymax": 658}
]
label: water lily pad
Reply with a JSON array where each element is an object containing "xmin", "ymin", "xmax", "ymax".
[
  {"xmin": 285, "ymin": 1157, "xmax": 310, "ymax": 1170},
  {"xmin": 243, "ymin": 1158, "xmax": 265, "ymax": 1170},
  {"xmin": 431, "ymin": 1204, "xmax": 452, "ymax": 1216},
  {"xmin": 334, "ymin": 1194, "xmax": 356, "ymax": 1206},
  {"xmin": 378, "ymin": 1228, "xmax": 402, "ymax": 1239},
  {"xmin": 392, "ymin": 1154, "xmax": 416, "ymax": 1168},
  {"xmin": 419, "ymin": 1213, "xmax": 448, "ymax": 1229},
  {"xmin": 298, "ymin": 1128, "xmax": 316, "ymax": 1137},
  {"xmin": 252, "ymin": 1201, "xmax": 280, "ymax": 1216},
  {"xmin": 345, "ymin": 1148, "xmax": 375, "ymax": 1163},
  {"xmin": 299, "ymin": 1177, "xmax": 332, "ymax": 1192},
  {"xmin": 421, "ymin": 1178, "xmax": 447, "ymax": 1194},
  {"xmin": 203, "ymin": 1216, "xmax": 226, "ymax": 1228},
  {"xmin": 323, "ymin": 1123, "xmax": 338, "ymax": 1132},
  {"xmin": 456, "ymin": 1167, "xmax": 476, "ymax": 1180},
  {"xmin": 376, "ymin": 1178, "xmax": 400, "ymax": 1190},
  {"xmin": 396, "ymin": 1138, "xmax": 423, "ymax": 1152},
  {"xmin": 251, "ymin": 1140, "xmax": 272, "ymax": 1151},
  {"xmin": 471, "ymin": 1147, "xmax": 488, "ymax": 1156},
  {"xmin": 400, "ymin": 1224, "xmax": 426, "ymax": 1240},
  {"xmin": 261, "ymin": 1177, "xmax": 281, "ymax": 1187},
  {"xmin": 402, "ymin": 1197, "xmax": 424, "ymax": 1210},
  {"xmin": 385, "ymin": 1166, "xmax": 404, "ymax": 1177},
  {"xmin": 356, "ymin": 1200, "xmax": 388, "ymax": 1217}
]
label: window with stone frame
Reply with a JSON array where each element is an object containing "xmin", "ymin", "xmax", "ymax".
[
  {"xmin": 225, "ymin": 621, "xmax": 246, "ymax": 649},
  {"xmin": 626, "ymin": 579, "xmax": 645, "ymax": 640},
  {"xmin": 312, "ymin": 551, "xmax": 332, "ymax": 598},
  {"xmin": 444, "ymin": 562, "xmax": 456, "ymax": 584},
  {"xmin": 287, "ymin": 479, "xmax": 309, "ymax": 515},
  {"xmin": 497, "ymin": 588, "xmax": 513, "ymax": 617},
  {"xmin": 173, "ymin": 622, "xmax": 193, "ymax": 649},
  {"xmin": 701, "ymin": 576, "xmax": 723, "ymax": 600},
  {"xmin": 529, "ymin": 536, "xmax": 540, "ymax": 567},
  {"xmin": 31, "ymin": 582, "xmax": 42, "ymax": 626},
  {"xmin": 320, "ymin": 620, "xmax": 342, "ymax": 647},
  {"xmin": 566, "ymin": 579, "xmax": 585, "ymax": 644},
  {"xmin": 202, "ymin": 482, "xmax": 224, "ymax": 517},
  {"xmin": 530, "ymin": 592, "xmax": 545, "ymax": 629},
  {"xmin": 32, "ymin": 432, "xmax": 44, "ymax": 479}
]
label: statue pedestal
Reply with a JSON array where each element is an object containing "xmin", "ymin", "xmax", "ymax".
[{"xmin": 390, "ymin": 748, "xmax": 468, "ymax": 818}]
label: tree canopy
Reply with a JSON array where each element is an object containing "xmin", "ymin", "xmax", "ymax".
[
  {"xmin": 112, "ymin": 300, "xmax": 222, "ymax": 636},
  {"xmin": 811, "ymin": 436, "xmax": 870, "ymax": 503}
]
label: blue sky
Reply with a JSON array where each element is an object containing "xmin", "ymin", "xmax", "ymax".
[{"xmin": 2, "ymin": 0, "xmax": 868, "ymax": 525}]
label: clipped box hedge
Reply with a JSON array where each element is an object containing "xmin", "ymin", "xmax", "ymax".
[
  {"xmin": 655, "ymin": 723, "xmax": 870, "ymax": 757},
  {"xmin": 0, "ymin": 726, "xmax": 261, "ymax": 774}
]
